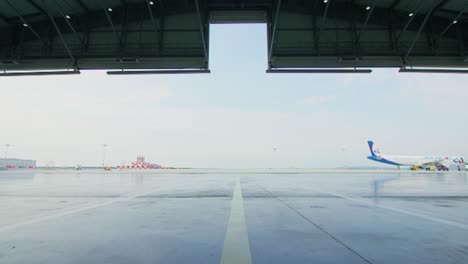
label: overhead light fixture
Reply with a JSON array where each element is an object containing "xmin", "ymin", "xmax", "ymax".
[
  {"xmin": 107, "ymin": 8, "xmax": 113, "ymax": 12},
  {"xmin": 65, "ymin": 15, "xmax": 71, "ymax": 19},
  {"xmin": 409, "ymin": 13, "xmax": 414, "ymax": 17},
  {"xmin": 323, "ymin": 0, "xmax": 328, "ymax": 3},
  {"xmin": 23, "ymin": 23, "xmax": 28, "ymax": 27},
  {"xmin": 366, "ymin": 6, "xmax": 371, "ymax": 10},
  {"xmin": 149, "ymin": 1, "xmax": 154, "ymax": 5},
  {"xmin": 453, "ymin": 20, "xmax": 458, "ymax": 24}
]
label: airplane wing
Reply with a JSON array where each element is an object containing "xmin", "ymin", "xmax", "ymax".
[
  {"xmin": 418, "ymin": 158, "xmax": 451, "ymax": 170},
  {"xmin": 419, "ymin": 160, "xmax": 444, "ymax": 167}
]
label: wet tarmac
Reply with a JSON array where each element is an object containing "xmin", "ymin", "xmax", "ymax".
[{"xmin": 0, "ymin": 170, "xmax": 467, "ymax": 264}]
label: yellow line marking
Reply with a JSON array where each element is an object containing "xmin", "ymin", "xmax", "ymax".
[
  {"xmin": 221, "ymin": 177, "xmax": 252, "ymax": 264},
  {"xmin": 0, "ymin": 187, "xmax": 166, "ymax": 233},
  {"xmin": 319, "ymin": 190, "xmax": 468, "ymax": 231}
]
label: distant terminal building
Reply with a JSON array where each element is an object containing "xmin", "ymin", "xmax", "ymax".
[{"xmin": 0, "ymin": 158, "xmax": 36, "ymax": 169}]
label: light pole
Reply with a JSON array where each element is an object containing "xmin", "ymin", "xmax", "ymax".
[
  {"xmin": 4, "ymin": 144, "xmax": 10, "ymax": 159},
  {"xmin": 102, "ymin": 144, "xmax": 107, "ymax": 167}
]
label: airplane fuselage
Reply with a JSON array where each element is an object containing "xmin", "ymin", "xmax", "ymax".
[
  {"xmin": 367, "ymin": 155, "xmax": 464, "ymax": 167},
  {"xmin": 366, "ymin": 140, "xmax": 465, "ymax": 170}
]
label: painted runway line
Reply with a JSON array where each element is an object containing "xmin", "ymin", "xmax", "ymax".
[
  {"xmin": 256, "ymin": 184, "xmax": 373, "ymax": 264},
  {"xmin": 0, "ymin": 186, "xmax": 168, "ymax": 233},
  {"xmin": 318, "ymin": 190, "xmax": 468, "ymax": 231},
  {"xmin": 221, "ymin": 178, "xmax": 252, "ymax": 264}
]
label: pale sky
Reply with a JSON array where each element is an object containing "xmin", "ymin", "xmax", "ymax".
[{"xmin": 2, "ymin": 24, "xmax": 468, "ymax": 168}]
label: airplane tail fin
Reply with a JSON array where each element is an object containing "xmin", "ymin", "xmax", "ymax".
[
  {"xmin": 461, "ymin": 157, "xmax": 467, "ymax": 165},
  {"xmin": 367, "ymin": 140, "xmax": 382, "ymax": 157}
]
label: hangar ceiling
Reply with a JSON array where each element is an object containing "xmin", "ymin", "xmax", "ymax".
[{"xmin": 0, "ymin": 0, "xmax": 467, "ymax": 75}]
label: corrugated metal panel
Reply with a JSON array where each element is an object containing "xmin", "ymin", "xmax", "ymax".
[{"xmin": 0, "ymin": 0, "xmax": 466, "ymax": 73}]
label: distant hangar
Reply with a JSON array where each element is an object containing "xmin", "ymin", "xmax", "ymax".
[
  {"xmin": 0, "ymin": 158, "xmax": 36, "ymax": 168},
  {"xmin": 0, "ymin": 0, "xmax": 467, "ymax": 75}
]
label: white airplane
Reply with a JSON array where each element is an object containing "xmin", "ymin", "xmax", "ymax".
[{"xmin": 367, "ymin": 140, "xmax": 466, "ymax": 171}]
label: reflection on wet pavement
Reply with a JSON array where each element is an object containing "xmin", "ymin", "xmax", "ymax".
[{"xmin": 0, "ymin": 170, "xmax": 467, "ymax": 264}]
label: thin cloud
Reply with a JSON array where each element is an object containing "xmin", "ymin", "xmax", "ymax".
[{"xmin": 296, "ymin": 96, "xmax": 333, "ymax": 105}]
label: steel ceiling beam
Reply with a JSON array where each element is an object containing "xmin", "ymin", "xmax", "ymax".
[
  {"xmin": 389, "ymin": 0, "xmax": 401, "ymax": 10},
  {"xmin": 119, "ymin": 0, "xmax": 129, "ymax": 53},
  {"xmin": 437, "ymin": 6, "xmax": 466, "ymax": 41},
  {"xmin": 319, "ymin": 0, "xmax": 331, "ymax": 33},
  {"xmin": 52, "ymin": 0, "xmax": 83, "ymax": 44},
  {"xmin": 268, "ymin": 0, "xmax": 282, "ymax": 65},
  {"xmin": 396, "ymin": 0, "xmax": 423, "ymax": 42},
  {"xmin": 26, "ymin": 0, "xmax": 48, "ymax": 18},
  {"xmin": 404, "ymin": 0, "xmax": 449, "ymax": 62},
  {"xmin": 34, "ymin": 0, "xmax": 76, "ymax": 65},
  {"xmin": 332, "ymin": 0, "xmax": 339, "ymax": 53},
  {"xmin": 195, "ymin": 0, "xmax": 209, "ymax": 65},
  {"xmin": 349, "ymin": 0, "xmax": 358, "ymax": 55},
  {"xmin": 311, "ymin": 0, "xmax": 319, "ymax": 54},
  {"xmin": 145, "ymin": 0, "xmax": 161, "ymax": 56},
  {"xmin": 4, "ymin": 0, "xmax": 44, "ymax": 44},
  {"xmin": 158, "ymin": 2, "xmax": 166, "ymax": 56},
  {"xmin": 356, "ymin": 0, "xmax": 378, "ymax": 42},
  {"xmin": 26, "ymin": 0, "xmax": 78, "ymax": 63},
  {"xmin": 98, "ymin": 0, "xmax": 120, "ymax": 42},
  {"xmin": 387, "ymin": 1, "xmax": 398, "ymax": 53},
  {"xmin": 314, "ymin": 0, "xmax": 331, "ymax": 56},
  {"xmin": 74, "ymin": 0, "xmax": 90, "ymax": 13}
]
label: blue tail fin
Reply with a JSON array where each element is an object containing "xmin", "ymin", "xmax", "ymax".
[{"xmin": 367, "ymin": 141, "xmax": 376, "ymax": 156}]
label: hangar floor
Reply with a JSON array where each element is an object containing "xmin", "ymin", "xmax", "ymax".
[{"xmin": 0, "ymin": 170, "xmax": 468, "ymax": 264}]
